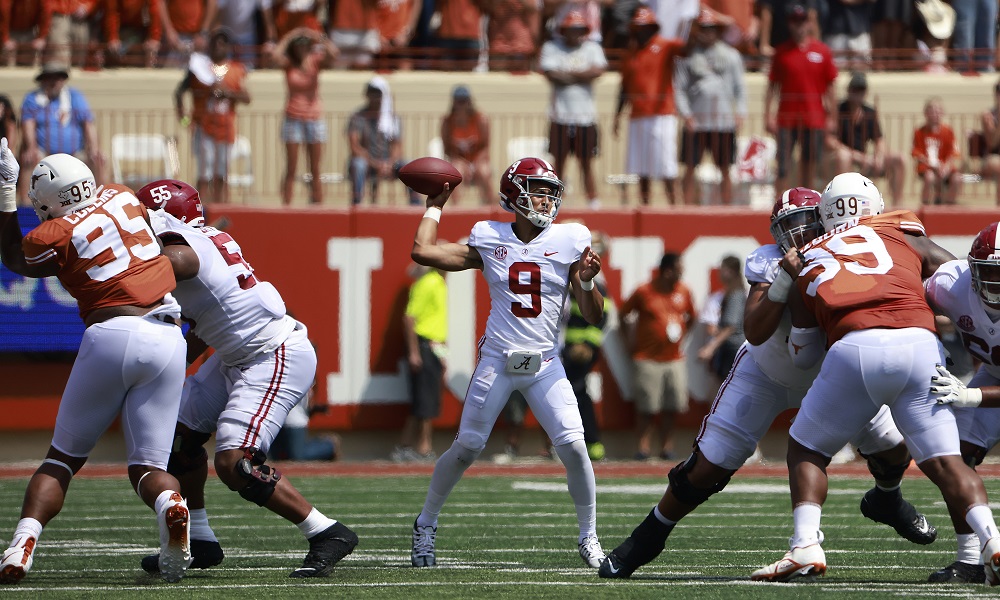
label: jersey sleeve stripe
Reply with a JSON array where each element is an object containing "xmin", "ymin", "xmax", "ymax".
[
  {"xmin": 899, "ymin": 221, "xmax": 925, "ymax": 234},
  {"xmin": 24, "ymin": 249, "xmax": 57, "ymax": 264}
]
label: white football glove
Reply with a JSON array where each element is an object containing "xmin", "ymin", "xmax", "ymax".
[
  {"xmin": 930, "ymin": 364, "xmax": 983, "ymax": 408},
  {"xmin": 0, "ymin": 137, "xmax": 17, "ymax": 213}
]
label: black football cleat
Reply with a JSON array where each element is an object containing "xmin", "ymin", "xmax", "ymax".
[
  {"xmin": 597, "ymin": 511, "xmax": 672, "ymax": 579},
  {"xmin": 928, "ymin": 560, "xmax": 987, "ymax": 584},
  {"xmin": 141, "ymin": 538, "xmax": 225, "ymax": 573},
  {"xmin": 860, "ymin": 487, "xmax": 937, "ymax": 545},
  {"xmin": 289, "ymin": 521, "xmax": 358, "ymax": 578}
]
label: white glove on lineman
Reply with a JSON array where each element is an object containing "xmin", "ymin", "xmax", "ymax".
[
  {"xmin": 0, "ymin": 137, "xmax": 18, "ymax": 213},
  {"xmin": 930, "ymin": 364, "xmax": 983, "ymax": 408}
]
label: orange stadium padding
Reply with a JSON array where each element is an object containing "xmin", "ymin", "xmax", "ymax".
[{"xmin": 2, "ymin": 206, "xmax": 997, "ymax": 432}]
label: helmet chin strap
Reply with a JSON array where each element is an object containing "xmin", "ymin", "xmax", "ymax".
[{"xmin": 516, "ymin": 195, "xmax": 555, "ymax": 228}]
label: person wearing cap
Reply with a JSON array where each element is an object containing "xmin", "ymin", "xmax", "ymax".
[
  {"xmin": 675, "ymin": 7, "xmax": 746, "ymax": 205},
  {"xmin": 825, "ymin": 71, "xmax": 905, "ymax": 206},
  {"xmin": 758, "ymin": 0, "xmax": 818, "ymax": 59},
  {"xmin": 912, "ymin": 96, "xmax": 962, "ymax": 205},
  {"xmin": 347, "ymin": 78, "xmax": 418, "ymax": 204},
  {"xmin": 541, "ymin": 10, "xmax": 607, "ymax": 209},
  {"xmin": 764, "ymin": 3, "xmax": 837, "ymax": 193},
  {"xmin": 272, "ymin": 27, "xmax": 338, "ymax": 206},
  {"xmin": 19, "ymin": 62, "xmax": 105, "ymax": 199},
  {"xmin": 440, "ymin": 85, "xmax": 492, "ymax": 204},
  {"xmin": 174, "ymin": 28, "xmax": 250, "ymax": 204},
  {"xmin": 615, "ymin": 6, "xmax": 686, "ymax": 205}
]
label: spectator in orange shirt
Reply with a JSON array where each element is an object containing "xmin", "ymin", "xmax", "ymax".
[
  {"xmin": 621, "ymin": 253, "xmax": 696, "ymax": 461},
  {"xmin": 440, "ymin": 85, "xmax": 492, "ymax": 204},
  {"xmin": 272, "ymin": 27, "xmax": 338, "ymax": 205},
  {"xmin": 481, "ymin": 0, "xmax": 541, "ymax": 72},
  {"xmin": 158, "ymin": 0, "xmax": 216, "ymax": 65},
  {"xmin": 614, "ymin": 7, "xmax": 685, "ymax": 205},
  {"xmin": 912, "ymin": 96, "xmax": 962, "ymax": 205},
  {"xmin": 48, "ymin": 0, "xmax": 101, "ymax": 67},
  {"xmin": 375, "ymin": 0, "xmax": 419, "ymax": 69},
  {"xmin": 174, "ymin": 28, "xmax": 250, "ymax": 204},
  {"xmin": 435, "ymin": 0, "xmax": 483, "ymax": 70},
  {"xmin": 329, "ymin": 0, "xmax": 380, "ymax": 69},
  {"xmin": 104, "ymin": 0, "xmax": 161, "ymax": 67},
  {"xmin": 1, "ymin": 0, "xmax": 50, "ymax": 67},
  {"xmin": 273, "ymin": 0, "xmax": 323, "ymax": 37}
]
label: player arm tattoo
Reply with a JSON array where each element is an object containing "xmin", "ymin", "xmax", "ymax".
[
  {"xmin": 905, "ymin": 233, "xmax": 956, "ymax": 279},
  {"xmin": 0, "ymin": 212, "xmax": 59, "ymax": 278},
  {"xmin": 744, "ymin": 282, "xmax": 786, "ymax": 346},
  {"xmin": 159, "ymin": 235, "xmax": 200, "ymax": 281}
]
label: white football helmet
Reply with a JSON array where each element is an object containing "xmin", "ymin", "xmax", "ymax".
[
  {"xmin": 819, "ymin": 172, "xmax": 883, "ymax": 231},
  {"xmin": 28, "ymin": 154, "xmax": 97, "ymax": 221}
]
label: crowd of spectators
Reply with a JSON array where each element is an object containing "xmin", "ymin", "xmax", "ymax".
[{"xmin": 1, "ymin": 0, "xmax": 997, "ymax": 71}]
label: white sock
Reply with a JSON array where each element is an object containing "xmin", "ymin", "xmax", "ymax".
[
  {"xmin": 553, "ymin": 440, "xmax": 598, "ymax": 542},
  {"xmin": 296, "ymin": 508, "xmax": 336, "ymax": 539},
  {"xmin": 875, "ymin": 482, "xmax": 901, "ymax": 493},
  {"xmin": 957, "ymin": 532, "xmax": 981, "ymax": 564},
  {"xmin": 791, "ymin": 503, "xmax": 822, "ymax": 547},
  {"xmin": 965, "ymin": 504, "xmax": 999, "ymax": 546},
  {"xmin": 653, "ymin": 505, "xmax": 677, "ymax": 527},
  {"xmin": 153, "ymin": 490, "xmax": 180, "ymax": 515},
  {"xmin": 10, "ymin": 518, "xmax": 43, "ymax": 548},
  {"xmin": 189, "ymin": 508, "xmax": 218, "ymax": 543},
  {"xmin": 416, "ymin": 442, "xmax": 480, "ymax": 528}
]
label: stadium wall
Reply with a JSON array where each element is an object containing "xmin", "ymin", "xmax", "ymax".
[{"xmin": 0, "ymin": 205, "xmax": 992, "ymax": 432}]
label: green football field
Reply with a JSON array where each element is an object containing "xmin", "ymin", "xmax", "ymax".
[{"xmin": 0, "ymin": 468, "xmax": 997, "ymax": 599}]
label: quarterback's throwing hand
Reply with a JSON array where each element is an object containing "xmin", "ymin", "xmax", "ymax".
[
  {"xmin": 426, "ymin": 182, "xmax": 453, "ymax": 209},
  {"xmin": 578, "ymin": 246, "xmax": 601, "ymax": 282},
  {"xmin": 0, "ymin": 137, "xmax": 18, "ymax": 186},
  {"xmin": 930, "ymin": 364, "xmax": 983, "ymax": 408}
]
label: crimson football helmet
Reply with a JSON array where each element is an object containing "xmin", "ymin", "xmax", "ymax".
[
  {"xmin": 770, "ymin": 187, "xmax": 823, "ymax": 252},
  {"xmin": 969, "ymin": 222, "xmax": 1000, "ymax": 307},
  {"xmin": 136, "ymin": 179, "xmax": 205, "ymax": 227},
  {"xmin": 499, "ymin": 157, "xmax": 564, "ymax": 228}
]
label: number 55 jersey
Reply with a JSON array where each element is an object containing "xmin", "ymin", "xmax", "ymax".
[{"xmin": 796, "ymin": 210, "xmax": 936, "ymax": 344}]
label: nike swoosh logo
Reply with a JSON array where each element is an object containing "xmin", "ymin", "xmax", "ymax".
[
  {"xmin": 544, "ymin": 251, "xmax": 558, "ymax": 256},
  {"xmin": 608, "ymin": 562, "xmax": 620, "ymax": 574}
]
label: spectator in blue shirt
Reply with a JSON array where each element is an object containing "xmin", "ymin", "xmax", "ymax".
[{"xmin": 19, "ymin": 62, "xmax": 106, "ymax": 200}]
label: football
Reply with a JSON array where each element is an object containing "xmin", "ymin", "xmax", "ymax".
[{"xmin": 398, "ymin": 157, "xmax": 463, "ymax": 197}]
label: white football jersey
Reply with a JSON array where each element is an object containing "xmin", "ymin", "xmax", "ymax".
[
  {"xmin": 152, "ymin": 212, "xmax": 292, "ymax": 366},
  {"xmin": 469, "ymin": 221, "xmax": 591, "ymax": 352},
  {"xmin": 743, "ymin": 244, "xmax": 824, "ymax": 389},
  {"xmin": 926, "ymin": 259, "xmax": 1000, "ymax": 378}
]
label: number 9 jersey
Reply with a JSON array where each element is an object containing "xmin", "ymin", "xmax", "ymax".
[
  {"xmin": 468, "ymin": 220, "xmax": 591, "ymax": 352},
  {"xmin": 152, "ymin": 211, "xmax": 292, "ymax": 366},
  {"xmin": 21, "ymin": 184, "xmax": 175, "ymax": 321},
  {"xmin": 796, "ymin": 210, "xmax": 936, "ymax": 345}
]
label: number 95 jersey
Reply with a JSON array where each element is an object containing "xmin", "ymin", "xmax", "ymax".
[
  {"xmin": 796, "ymin": 210, "xmax": 937, "ymax": 345},
  {"xmin": 152, "ymin": 211, "xmax": 289, "ymax": 365},
  {"xmin": 469, "ymin": 220, "xmax": 591, "ymax": 352}
]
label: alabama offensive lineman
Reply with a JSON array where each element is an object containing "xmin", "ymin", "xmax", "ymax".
[
  {"xmin": 134, "ymin": 179, "xmax": 357, "ymax": 578},
  {"xmin": 408, "ymin": 157, "xmax": 606, "ymax": 568},
  {"xmin": 0, "ymin": 143, "xmax": 191, "ymax": 584},
  {"xmin": 599, "ymin": 188, "xmax": 935, "ymax": 579}
]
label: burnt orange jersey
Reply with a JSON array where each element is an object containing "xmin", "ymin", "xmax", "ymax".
[
  {"xmin": 22, "ymin": 184, "xmax": 175, "ymax": 321},
  {"xmin": 796, "ymin": 210, "xmax": 936, "ymax": 345}
]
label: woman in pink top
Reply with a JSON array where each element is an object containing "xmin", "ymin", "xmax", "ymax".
[{"xmin": 272, "ymin": 28, "xmax": 338, "ymax": 205}]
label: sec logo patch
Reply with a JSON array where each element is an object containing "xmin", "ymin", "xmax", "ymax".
[
  {"xmin": 957, "ymin": 315, "xmax": 975, "ymax": 332},
  {"xmin": 494, "ymin": 246, "xmax": 508, "ymax": 260}
]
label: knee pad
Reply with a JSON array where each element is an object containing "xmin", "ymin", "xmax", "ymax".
[
  {"xmin": 858, "ymin": 449, "xmax": 910, "ymax": 483},
  {"xmin": 454, "ymin": 431, "xmax": 487, "ymax": 460},
  {"xmin": 166, "ymin": 428, "xmax": 211, "ymax": 476},
  {"xmin": 667, "ymin": 449, "xmax": 732, "ymax": 507},
  {"xmin": 234, "ymin": 447, "xmax": 281, "ymax": 507}
]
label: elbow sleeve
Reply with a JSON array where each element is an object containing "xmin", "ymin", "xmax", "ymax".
[{"xmin": 788, "ymin": 326, "xmax": 825, "ymax": 369}]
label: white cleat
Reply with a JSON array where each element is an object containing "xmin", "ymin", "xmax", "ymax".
[
  {"xmin": 0, "ymin": 535, "xmax": 36, "ymax": 585},
  {"xmin": 157, "ymin": 493, "xmax": 192, "ymax": 583},
  {"xmin": 750, "ymin": 543, "xmax": 827, "ymax": 582},
  {"xmin": 411, "ymin": 519, "xmax": 437, "ymax": 567},
  {"xmin": 982, "ymin": 536, "xmax": 1000, "ymax": 586},
  {"xmin": 579, "ymin": 535, "xmax": 606, "ymax": 568}
]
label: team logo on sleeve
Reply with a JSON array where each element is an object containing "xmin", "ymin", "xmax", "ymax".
[
  {"xmin": 494, "ymin": 246, "xmax": 508, "ymax": 260},
  {"xmin": 957, "ymin": 315, "xmax": 975, "ymax": 332}
]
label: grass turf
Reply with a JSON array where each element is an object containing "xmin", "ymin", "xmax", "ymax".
[{"xmin": 0, "ymin": 470, "xmax": 996, "ymax": 598}]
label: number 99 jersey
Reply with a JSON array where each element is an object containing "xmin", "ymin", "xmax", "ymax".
[
  {"xmin": 152, "ymin": 211, "xmax": 290, "ymax": 366},
  {"xmin": 21, "ymin": 184, "xmax": 175, "ymax": 321},
  {"xmin": 796, "ymin": 210, "xmax": 937, "ymax": 345},
  {"xmin": 468, "ymin": 220, "xmax": 591, "ymax": 352}
]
